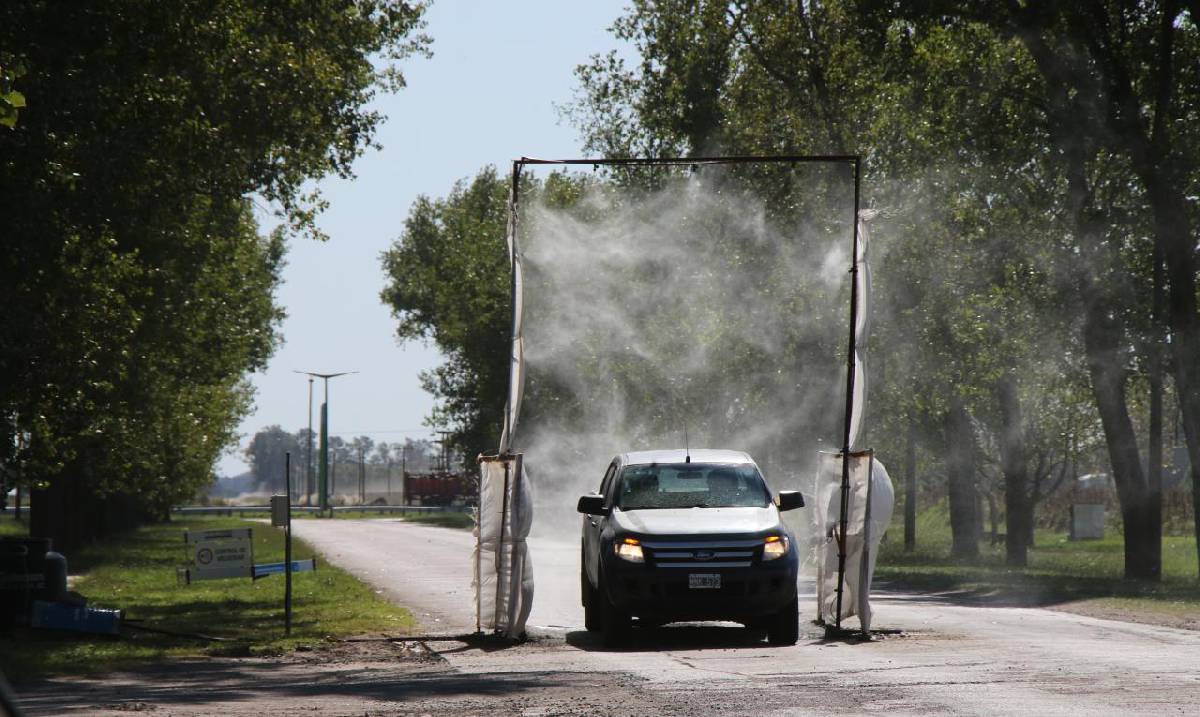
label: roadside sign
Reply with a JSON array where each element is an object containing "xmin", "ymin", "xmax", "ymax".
[
  {"xmin": 183, "ymin": 528, "xmax": 253, "ymax": 583},
  {"xmin": 270, "ymin": 494, "xmax": 288, "ymax": 527}
]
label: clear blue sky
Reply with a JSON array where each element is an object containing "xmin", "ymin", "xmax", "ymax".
[{"xmin": 219, "ymin": 1, "xmax": 631, "ymax": 477}]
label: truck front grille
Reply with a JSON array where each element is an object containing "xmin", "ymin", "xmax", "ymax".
[{"xmin": 640, "ymin": 539, "xmax": 760, "ymax": 568}]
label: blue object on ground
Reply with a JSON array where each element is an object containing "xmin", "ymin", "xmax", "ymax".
[{"xmin": 31, "ymin": 600, "xmax": 122, "ymax": 635}]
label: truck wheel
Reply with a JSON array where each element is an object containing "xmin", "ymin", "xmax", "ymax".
[
  {"xmin": 600, "ymin": 596, "xmax": 631, "ymax": 647},
  {"xmin": 583, "ymin": 574, "xmax": 602, "ymax": 632},
  {"xmin": 766, "ymin": 597, "xmax": 799, "ymax": 646}
]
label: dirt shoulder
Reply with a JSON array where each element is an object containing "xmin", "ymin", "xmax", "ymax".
[{"xmin": 1050, "ymin": 598, "xmax": 1200, "ymax": 632}]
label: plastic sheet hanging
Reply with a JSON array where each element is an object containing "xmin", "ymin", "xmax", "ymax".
[
  {"xmin": 498, "ymin": 176, "xmax": 525, "ymax": 455},
  {"xmin": 814, "ymin": 451, "xmax": 893, "ymax": 631},
  {"xmin": 847, "ymin": 209, "xmax": 876, "ymax": 451},
  {"xmin": 474, "ymin": 453, "xmax": 534, "ymax": 638}
]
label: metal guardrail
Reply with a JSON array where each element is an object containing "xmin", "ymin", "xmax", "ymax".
[{"xmin": 171, "ymin": 504, "xmax": 472, "ymax": 517}]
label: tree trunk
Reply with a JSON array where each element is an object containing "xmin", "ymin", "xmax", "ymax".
[
  {"xmin": 997, "ymin": 373, "xmax": 1031, "ymax": 567},
  {"xmin": 1146, "ymin": 182, "xmax": 1200, "ymax": 579},
  {"xmin": 1083, "ymin": 301, "xmax": 1161, "ymax": 580},
  {"xmin": 30, "ymin": 460, "xmax": 147, "ymax": 554},
  {"xmin": 904, "ymin": 418, "xmax": 917, "ymax": 552},
  {"xmin": 1149, "ymin": 240, "xmax": 1165, "ymax": 574},
  {"xmin": 945, "ymin": 401, "xmax": 979, "ymax": 559}
]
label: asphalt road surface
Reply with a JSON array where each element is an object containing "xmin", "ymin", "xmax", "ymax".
[
  {"xmin": 286, "ymin": 519, "xmax": 1200, "ymax": 714},
  {"xmin": 17, "ymin": 518, "xmax": 1200, "ymax": 716}
]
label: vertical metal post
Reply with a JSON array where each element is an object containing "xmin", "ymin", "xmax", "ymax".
[
  {"xmin": 475, "ymin": 457, "xmax": 483, "ymax": 633},
  {"xmin": 358, "ymin": 447, "xmax": 365, "ymax": 504},
  {"xmin": 859, "ymin": 450, "xmax": 875, "ymax": 638},
  {"xmin": 494, "ymin": 459, "xmax": 512, "ymax": 632},
  {"xmin": 306, "ymin": 377, "xmax": 314, "ymax": 505},
  {"xmin": 506, "ymin": 454, "xmax": 525, "ymax": 633},
  {"xmin": 834, "ymin": 157, "xmax": 862, "ymax": 632},
  {"xmin": 319, "ymin": 401, "xmax": 329, "ymax": 513},
  {"xmin": 285, "ymin": 452, "xmax": 293, "ymax": 635}
]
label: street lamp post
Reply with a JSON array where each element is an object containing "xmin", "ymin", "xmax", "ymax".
[
  {"xmin": 305, "ymin": 376, "xmax": 313, "ymax": 503},
  {"xmin": 295, "ymin": 370, "xmax": 356, "ymax": 514}
]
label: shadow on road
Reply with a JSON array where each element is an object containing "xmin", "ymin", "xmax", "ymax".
[
  {"xmin": 16, "ymin": 657, "xmax": 590, "ymax": 715},
  {"xmin": 563, "ymin": 622, "xmax": 826, "ymax": 652}
]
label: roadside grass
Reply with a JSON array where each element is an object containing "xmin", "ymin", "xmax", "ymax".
[
  {"xmin": 876, "ymin": 500, "xmax": 1200, "ymax": 618},
  {"xmin": 0, "ymin": 515, "xmax": 415, "ymax": 681},
  {"xmin": 0, "ymin": 512, "xmax": 27, "ymax": 537}
]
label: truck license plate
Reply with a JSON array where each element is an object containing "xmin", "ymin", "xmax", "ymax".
[{"xmin": 688, "ymin": 573, "xmax": 720, "ymax": 589}]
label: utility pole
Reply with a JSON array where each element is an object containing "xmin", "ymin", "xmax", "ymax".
[
  {"xmin": 434, "ymin": 430, "xmax": 452, "ymax": 473},
  {"xmin": 358, "ymin": 446, "xmax": 365, "ymax": 504},
  {"xmin": 295, "ymin": 371, "xmax": 356, "ymax": 515},
  {"xmin": 306, "ymin": 376, "xmax": 313, "ymax": 504}
]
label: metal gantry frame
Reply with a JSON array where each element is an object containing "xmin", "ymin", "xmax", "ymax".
[{"xmin": 504, "ymin": 155, "xmax": 865, "ymax": 632}]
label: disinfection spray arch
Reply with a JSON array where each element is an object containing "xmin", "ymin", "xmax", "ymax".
[{"xmin": 473, "ymin": 155, "xmax": 893, "ymax": 639}]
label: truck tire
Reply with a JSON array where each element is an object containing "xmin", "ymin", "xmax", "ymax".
[
  {"xmin": 582, "ymin": 573, "xmax": 602, "ymax": 632},
  {"xmin": 601, "ymin": 596, "xmax": 631, "ymax": 647},
  {"xmin": 766, "ymin": 597, "xmax": 799, "ymax": 646}
]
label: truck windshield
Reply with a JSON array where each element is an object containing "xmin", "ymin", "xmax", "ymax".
[{"xmin": 616, "ymin": 463, "xmax": 771, "ymax": 510}]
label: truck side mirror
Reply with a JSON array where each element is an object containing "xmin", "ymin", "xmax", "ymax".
[
  {"xmin": 777, "ymin": 491, "xmax": 805, "ymax": 511},
  {"xmin": 577, "ymin": 494, "xmax": 608, "ymax": 515}
]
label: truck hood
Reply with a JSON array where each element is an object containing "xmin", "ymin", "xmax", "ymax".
[{"xmin": 612, "ymin": 506, "xmax": 780, "ymax": 537}]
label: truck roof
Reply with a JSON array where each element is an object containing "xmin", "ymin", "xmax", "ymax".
[{"xmin": 621, "ymin": 448, "xmax": 755, "ymax": 466}]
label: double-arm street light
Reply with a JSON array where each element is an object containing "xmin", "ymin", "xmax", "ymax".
[{"xmin": 295, "ymin": 370, "xmax": 357, "ymax": 513}]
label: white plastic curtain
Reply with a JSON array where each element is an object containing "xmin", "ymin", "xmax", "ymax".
[
  {"xmin": 847, "ymin": 210, "xmax": 876, "ymax": 451},
  {"xmin": 814, "ymin": 451, "xmax": 893, "ymax": 631},
  {"xmin": 474, "ymin": 170, "xmax": 534, "ymax": 639},
  {"xmin": 499, "ymin": 178, "xmax": 525, "ymax": 455},
  {"xmin": 474, "ymin": 454, "xmax": 534, "ymax": 638},
  {"xmin": 816, "ymin": 209, "xmax": 893, "ymax": 632}
]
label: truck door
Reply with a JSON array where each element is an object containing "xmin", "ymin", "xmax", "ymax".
[{"xmin": 584, "ymin": 461, "xmax": 618, "ymax": 586}]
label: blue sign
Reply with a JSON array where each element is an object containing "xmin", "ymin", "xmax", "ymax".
[{"xmin": 252, "ymin": 558, "xmax": 317, "ymax": 580}]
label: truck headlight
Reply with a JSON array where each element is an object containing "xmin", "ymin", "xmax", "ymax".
[
  {"xmin": 763, "ymin": 535, "xmax": 789, "ymax": 561},
  {"xmin": 614, "ymin": 537, "xmax": 644, "ymax": 563}
]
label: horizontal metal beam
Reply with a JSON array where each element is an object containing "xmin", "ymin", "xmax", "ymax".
[{"xmin": 515, "ymin": 154, "xmax": 858, "ymax": 168}]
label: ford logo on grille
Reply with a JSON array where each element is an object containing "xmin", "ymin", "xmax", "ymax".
[{"xmin": 693, "ymin": 550, "xmax": 715, "ymax": 561}]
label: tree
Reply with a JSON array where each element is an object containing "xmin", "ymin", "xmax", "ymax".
[
  {"xmin": 381, "ymin": 167, "xmax": 514, "ymax": 458},
  {"xmin": 244, "ymin": 426, "xmax": 301, "ymax": 493},
  {"xmin": 1, "ymin": 0, "xmax": 429, "ymax": 550},
  {"xmin": 568, "ymin": 0, "xmax": 1192, "ymax": 577},
  {"xmin": 863, "ymin": 0, "xmax": 1199, "ymax": 578}
]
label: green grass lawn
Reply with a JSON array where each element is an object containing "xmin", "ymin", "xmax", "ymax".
[
  {"xmin": 876, "ymin": 500, "xmax": 1200, "ymax": 616},
  {"xmin": 0, "ymin": 515, "xmax": 415, "ymax": 681}
]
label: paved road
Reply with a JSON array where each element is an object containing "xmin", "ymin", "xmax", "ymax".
[{"xmin": 289, "ymin": 519, "xmax": 1200, "ymax": 714}]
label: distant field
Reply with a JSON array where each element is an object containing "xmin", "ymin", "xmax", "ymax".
[{"xmin": 0, "ymin": 515, "xmax": 415, "ymax": 681}]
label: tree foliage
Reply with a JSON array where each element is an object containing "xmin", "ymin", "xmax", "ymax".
[
  {"xmin": 566, "ymin": 0, "xmax": 1200, "ymax": 576},
  {"xmin": 0, "ymin": 0, "xmax": 429, "ymax": 549},
  {"xmin": 381, "ymin": 167, "xmax": 514, "ymax": 458}
]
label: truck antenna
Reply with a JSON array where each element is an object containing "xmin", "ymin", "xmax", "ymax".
[{"xmin": 684, "ymin": 425, "xmax": 691, "ymax": 463}]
